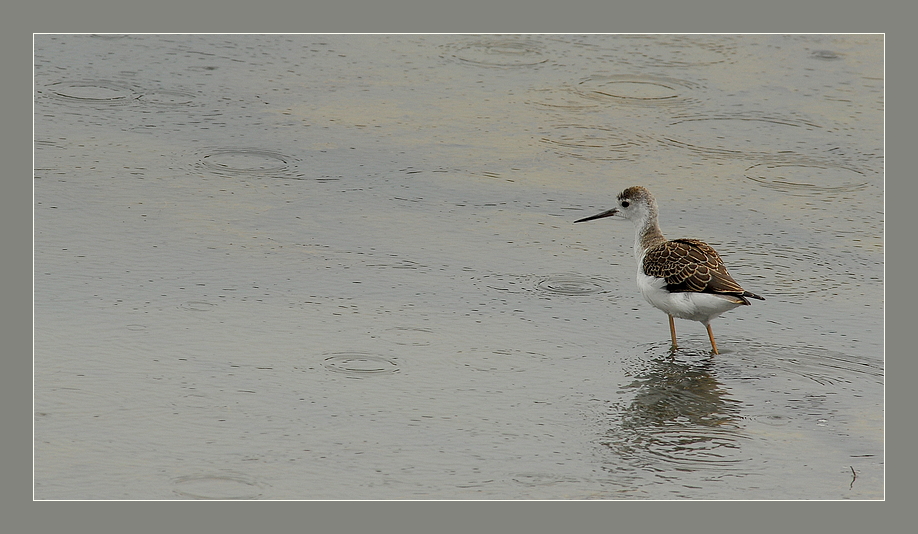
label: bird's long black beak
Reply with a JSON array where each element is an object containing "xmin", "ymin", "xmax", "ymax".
[{"xmin": 574, "ymin": 207, "xmax": 619, "ymax": 223}]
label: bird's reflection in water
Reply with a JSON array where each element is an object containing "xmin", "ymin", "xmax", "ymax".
[{"xmin": 602, "ymin": 346, "xmax": 749, "ymax": 473}]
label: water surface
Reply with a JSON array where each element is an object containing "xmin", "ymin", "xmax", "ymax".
[{"xmin": 34, "ymin": 34, "xmax": 883, "ymax": 499}]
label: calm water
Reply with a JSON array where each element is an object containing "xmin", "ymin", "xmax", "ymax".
[{"xmin": 34, "ymin": 34, "xmax": 883, "ymax": 499}]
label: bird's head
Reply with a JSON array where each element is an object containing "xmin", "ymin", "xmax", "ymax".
[{"xmin": 574, "ymin": 186, "xmax": 655, "ymax": 224}]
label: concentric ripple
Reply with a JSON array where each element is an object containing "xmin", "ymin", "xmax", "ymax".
[
  {"xmin": 535, "ymin": 273, "xmax": 608, "ymax": 296},
  {"xmin": 526, "ymin": 74, "xmax": 702, "ymax": 114},
  {"xmin": 191, "ymin": 147, "xmax": 306, "ymax": 179},
  {"xmin": 745, "ymin": 163, "xmax": 869, "ymax": 194},
  {"xmin": 172, "ymin": 472, "xmax": 266, "ymax": 499},
  {"xmin": 661, "ymin": 116, "xmax": 825, "ymax": 158},
  {"xmin": 728, "ymin": 240, "xmax": 872, "ymax": 299},
  {"xmin": 538, "ymin": 124, "xmax": 647, "ymax": 162},
  {"xmin": 574, "ymin": 74, "xmax": 694, "ymax": 102},
  {"xmin": 620, "ymin": 35, "xmax": 737, "ymax": 67},
  {"xmin": 472, "ymin": 273, "xmax": 610, "ymax": 297},
  {"xmin": 200, "ymin": 148, "xmax": 290, "ymax": 174},
  {"xmin": 723, "ymin": 342, "xmax": 883, "ymax": 388},
  {"xmin": 322, "ymin": 352, "xmax": 400, "ymax": 377},
  {"xmin": 526, "ymin": 87, "xmax": 602, "ymax": 111},
  {"xmin": 607, "ymin": 425, "xmax": 750, "ymax": 469},
  {"xmin": 561, "ymin": 35, "xmax": 736, "ymax": 68},
  {"xmin": 444, "ymin": 38, "xmax": 548, "ymax": 67},
  {"xmin": 43, "ymin": 80, "xmax": 139, "ymax": 106}
]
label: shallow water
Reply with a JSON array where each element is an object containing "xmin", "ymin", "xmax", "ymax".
[{"xmin": 34, "ymin": 34, "xmax": 883, "ymax": 499}]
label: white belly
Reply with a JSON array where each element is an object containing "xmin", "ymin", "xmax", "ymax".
[{"xmin": 636, "ymin": 271, "xmax": 743, "ymax": 324}]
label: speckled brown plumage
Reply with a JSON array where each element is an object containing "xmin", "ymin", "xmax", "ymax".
[{"xmin": 642, "ymin": 238, "xmax": 762, "ymax": 304}]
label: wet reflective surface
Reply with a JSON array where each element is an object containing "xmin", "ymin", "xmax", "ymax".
[{"xmin": 34, "ymin": 34, "xmax": 883, "ymax": 499}]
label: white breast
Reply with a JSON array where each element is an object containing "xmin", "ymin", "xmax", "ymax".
[{"xmin": 636, "ymin": 270, "xmax": 743, "ymax": 325}]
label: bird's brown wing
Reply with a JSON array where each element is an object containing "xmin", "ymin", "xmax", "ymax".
[{"xmin": 642, "ymin": 238, "xmax": 748, "ymax": 297}]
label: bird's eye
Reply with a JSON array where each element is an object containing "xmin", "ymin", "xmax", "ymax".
[{"xmin": 621, "ymin": 201, "xmax": 630, "ymax": 208}]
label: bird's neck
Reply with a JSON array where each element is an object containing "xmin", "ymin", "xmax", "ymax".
[{"xmin": 633, "ymin": 211, "xmax": 666, "ymax": 262}]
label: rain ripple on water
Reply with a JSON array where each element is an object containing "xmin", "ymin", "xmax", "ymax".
[
  {"xmin": 322, "ymin": 352, "xmax": 401, "ymax": 378},
  {"xmin": 473, "ymin": 272, "xmax": 611, "ymax": 297},
  {"xmin": 442, "ymin": 38, "xmax": 549, "ymax": 67},
  {"xmin": 172, "ymin": 472, "xmax": 267, "ymax": 499}
]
